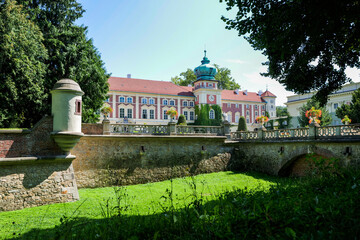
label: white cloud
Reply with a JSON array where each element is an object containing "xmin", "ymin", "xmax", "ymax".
[{"xmin": 238, "ymin": 66, "xmax": 294, "ymax": 106}]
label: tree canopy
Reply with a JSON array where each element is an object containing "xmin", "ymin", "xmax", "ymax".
[
  {"xmin": 0, "ymin": 0, "xmax": 109, "ymax": 127},
  {"xmin": 221, "ymin": 0, "xmax": 360, "ymax": 105},
  {"xmin": 298, "ymin": 98, "xmax": 332, "ymax": 127},
  {"xmin": 336, "ymin": 88, "xmax": 360, "ymax": 123},
  {"xmin": 0, "ymin": 0, "xmax": 47, "ymax": 127},
  {"xmin": 171, "ymin": 64, "xmax": 240, "ymax": 90},
  {"xmin": 16, "ymin": 0, "xmax": 110, "ymax": 124}
]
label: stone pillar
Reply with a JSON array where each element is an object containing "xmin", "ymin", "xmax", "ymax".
[
  {"xmin": 168, "ymin": 122, "xmax": 176, "ymax": 135},
  {"xmin": 257, "ymin": 129, "xmax": 264, "ymax": 141},
  {"xmin": 222, "ymin": 120, "xmax": 231, "ymax": 139},
  {"xmin": 51, "ymin": 79, "xmax": 84, "ymax": 154},
  {"xmin": 308, "ymin": 123, "xmax": 317, "ymax": 140},
  {"xmin": 103, "ymin": 119, "xmax": 110, "ymax": 135}
]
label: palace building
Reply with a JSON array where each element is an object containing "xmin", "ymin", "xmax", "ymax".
[{"xmin": 103, "ymin": 52, "xmax": 276, "ymax": 126}]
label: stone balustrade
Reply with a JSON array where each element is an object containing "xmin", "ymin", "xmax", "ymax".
[
  {"xmin": 105, "ymin": 122, "xmax": 228, "ymax": 136},
  {"xmin": 231, "ymin": 124, "xmax": 360, "ymax": 141}
]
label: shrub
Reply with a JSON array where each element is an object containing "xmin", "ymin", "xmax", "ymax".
[
  {"xmin": 238, "ymin": 116, "xmax": 247, "ymax": 131},
  {"xmin": 177, "ymin": 114, "xmax": 187, "ymax": 125}
]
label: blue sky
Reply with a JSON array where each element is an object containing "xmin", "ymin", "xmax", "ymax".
[{"xmin": 76, "ymin": 0, "xmax": 359, "ymax": 106}]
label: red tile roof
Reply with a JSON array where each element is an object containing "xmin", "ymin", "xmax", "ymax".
[
  {"xmin": 261, "ymin": 90, "xmax": 276, "ymax": 97},
  {"xmin": 221, "ymin": 90, "xmax": 265, "ymax": 103},
  {"xmin": 108, "ymin": 77, "xmax": 194, "ymax": 97}
]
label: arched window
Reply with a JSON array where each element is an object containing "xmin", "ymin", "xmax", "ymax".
[
  {"xmin": 209, "ymin": 109, "xmax": 215, "ymax": 119},
  {"xmin": 127, "ymin": 97, "xmax": 133, "ymax": 103},
  {"xmin": 119, "ymin": 97, "xmax": 125, "ymax": 103},
  {"xmin": 149, "ymin": 99, "xmax": 155, "ymax": 105},
  {"xmin": 163, "ymin": 99, "xmax": 168, "ymax": 105},
  {"xmin": 141, "ymin": 98, "xmax": 147, "ymax": 104}
]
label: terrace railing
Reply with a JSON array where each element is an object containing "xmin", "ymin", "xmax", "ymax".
[
  {"xmin": 108, "ymin": 123, "xmax": 226, "ymax": 136},
  {"xmin": 231, "ymin": 124, "xmax": 360, "ymax": 142}
]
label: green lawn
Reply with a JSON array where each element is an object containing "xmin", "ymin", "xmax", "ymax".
[{"xmin": 0, "ymin": 171, "xmax": 283, "ymax": 239}]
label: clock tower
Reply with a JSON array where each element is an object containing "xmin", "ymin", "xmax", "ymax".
[{"xmin": 193, "ymin": 51, "xmax": 222, "ymax": 106}]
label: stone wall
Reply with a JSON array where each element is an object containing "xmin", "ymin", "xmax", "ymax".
[
  {"xmin": 71, "ymin": 135, "xmax": 233, "ymax": 188},
  {"xmin": 230, "ymin": 140, "xmax": 360, "ymax": 176},
  {"xmin": 81, "ymin": 123, "xmax": 103, "ymax": 135},
  {"xmin": 0, "ymin": 117, "xmax": 79, "ymax": 212}
]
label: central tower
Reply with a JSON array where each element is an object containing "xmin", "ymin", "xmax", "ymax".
[{"xmin": 193, "ymin": 51, "xmax": 222, "ymax": 106}]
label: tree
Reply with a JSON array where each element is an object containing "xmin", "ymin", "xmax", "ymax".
[
  {"xmin": 221, "ymin": 0, "xmax": 360, "ymax": 105},
  {"xmin": 16, "ymin": 0, "xmax": 109, "ymax": 123},
  {"xmin": 194, "ymin": 104, "xmax": 222, "ymax": 126},
  {"xmin": 298, "ymin": 98, "xmax": 332, "ymax": 127},
  {"xmin": 336, "ymin": 88, "xmax": 360, "ymax": 123},
  {"xmin": 276, "ymin": 106, "xmax": 292, "ymax": 129},
  {"xmin": 177, "ymin": 114, "xmax": 187, "ymax": 125},
  {"xmin": 172, "ymin": 64, "xmax": 240, "ymax": 90},
  {"xmin": 237, "ymin": 116, "xmax": 247, "ymax": 131},
  {"xmin": 0, "ymin": 0, "xmax": 47, "ymax": 127}
]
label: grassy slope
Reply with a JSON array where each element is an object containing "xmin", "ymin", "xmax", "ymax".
[{"xmin": 0, "ymin": 171, "xmax": 283, "ymax": 239}]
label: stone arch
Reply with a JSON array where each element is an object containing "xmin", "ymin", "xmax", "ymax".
[{"xmin": 278, "ymin": 146, "xmax": 336, "ymax": 177}]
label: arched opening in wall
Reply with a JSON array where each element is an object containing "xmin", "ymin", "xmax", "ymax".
[{"xmin": 278, "ymin": 153, "xmax": 334, "ymax": 177}]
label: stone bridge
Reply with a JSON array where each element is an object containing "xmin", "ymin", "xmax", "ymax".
[{"xmin": 228, "ymin": 124, "xmax": 360, "ymax": 176}]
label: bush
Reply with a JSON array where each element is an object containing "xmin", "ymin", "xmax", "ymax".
[
  {"xmin": 237, "ymin": 116, "xmax": 247, "ymax": 131},
  {"xmin": 177, "ymin": 114, "xmax": 187, "ymax": 125}
]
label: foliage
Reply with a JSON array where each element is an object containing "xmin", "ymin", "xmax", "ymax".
[
  {"xmin": 305, "ymin": 107, "xmax": 322, "ymax": 124},
  {"xmin": 298, "ymin": 98, "xmax": 332, "ymax": 127},
  {"xmin": 177, "ymin": 114, "xmax": 187, "ymax": 125},
  {"xmin": 275, "ymin": 106, "xmax": 292, "ymax": 129},
  {"xmin": 0, "ymin": 0, "xmax": 47, "ymax": 128},
  {"xmin": 166, "ymin": 108, "xmax": 178, "ymax": 119},
  {"xmin": 171, "ymin": 64, "xmax": 240, "ymax": 90},
  {"xmin": 5, "ymin": 169, "xmax": 360, "ymax": 239},
  {"xmin": 237, "ymin": 116, "xmax": 247, "ymax": 131},
  {"xmin": 16, "ymin": 0, "xmax": 110, "ymax": 124},
  {"xmin": 336, "ymin": 88, "xmax": 360, "ymax": 123},
  {"xmin": 221, "ymin": 0, "xmax": 360, "ymax": 105},
  {"xmin": 255, "ymin": 115, "xmax": 269, "ymax": 123},
  {"xmin": 341, "ymin": 115, "xmax": 351, "ymax": 124},
  {"xmin": 101, "ymin": 106, "xmax": 113, "ymax": 115},
  {"xmin": 194, "ymin": 104, "xmax": 222, "ymax": 126}
]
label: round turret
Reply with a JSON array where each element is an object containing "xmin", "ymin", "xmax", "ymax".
[
  {"xmin": 194, "ymin": 51, "xmax": 217, "ymax": 81},
  {"xmin": 51, "ymin": 79, "xmax": 84, "ymax": 153}
]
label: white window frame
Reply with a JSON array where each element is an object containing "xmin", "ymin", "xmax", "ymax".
[
  {"xmin": 119, "ymin": 108, "xmax": 125, "ymax": 118},
  {"xmin": 209, "ymin": 109, "xmax": 215, "ymax": 119},
  {"xmin": 163, "ymin": 110, "xmax": 168, "ymax": 119},
  {"xmin": 127, "ymin": 97, "xmax": 133, "ymax": 103},
  {"xmin": 183, "ymin": 101, "xmax": 188, "ymax": 107},
  {"xmin": 150, "ymin": 109, "xmax": 155, "ymax": 119},
  {"xmin": 142, "ymin": 109, "xmax": 147, "ymax": 119},
  {"xmin": 189, "ymin": 101, "xmax": 194, "ymax": 107},
  {"xmin": 163, "ymin": 99, "xmax": 168, "ymax": 105},
  {"xmin": 184, "ymin": 111, "xmax": 188, "ymax": 120},
  {"xmin": 149, "ymin": 98, "xmax": 155, "ymax": 105},
  {"xmin": 190, "ymin": 111, "xmax": 194, "ymax": 121},
  {"xmin": 127, "ymin": 108, "xmax": 132, "ymax": 118},
  {"xmin": 119, "ymin": 97, "xmax": 125, "ymax": 103},
  {"xmin": 169, "ymin": 100, "xmax": 175, "ymax": 106},
  {"xmin": 141, "ymin": 98, "xmax": 147, "ymax": 104}
]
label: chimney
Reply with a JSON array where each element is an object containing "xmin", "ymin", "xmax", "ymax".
[
  {"xmin": 234, "ymin": 89, "xmax": 239, "ymax": 95},
  {"xmin": 244, "ymin": 90, "xmax": 247, "ymax": 95},
  {"xmin": 258, "ymin": 90, "xmax": 263, "ymax": 96},
  {"xmin": 127, "ymin": 74, "xmax": 131, "ymax": 78}
]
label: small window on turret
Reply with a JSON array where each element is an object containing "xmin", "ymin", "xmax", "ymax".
[{"xmin": 75, "ymin": 99, "xmax": 82, "ymax": 115}]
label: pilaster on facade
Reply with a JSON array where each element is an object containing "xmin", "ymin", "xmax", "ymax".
[{"xmin": 157, "ymin": 95, "xmax": 161, "ymax": 120}]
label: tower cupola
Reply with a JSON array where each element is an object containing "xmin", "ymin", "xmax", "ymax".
[{"xmin": 194, "ymin": 50, "xmax": 217, "ymax": 81}]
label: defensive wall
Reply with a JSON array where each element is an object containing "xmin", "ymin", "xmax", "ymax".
[{"xmin": 1, "ymin": 78, "xmax": 360, "ymax": 211}]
